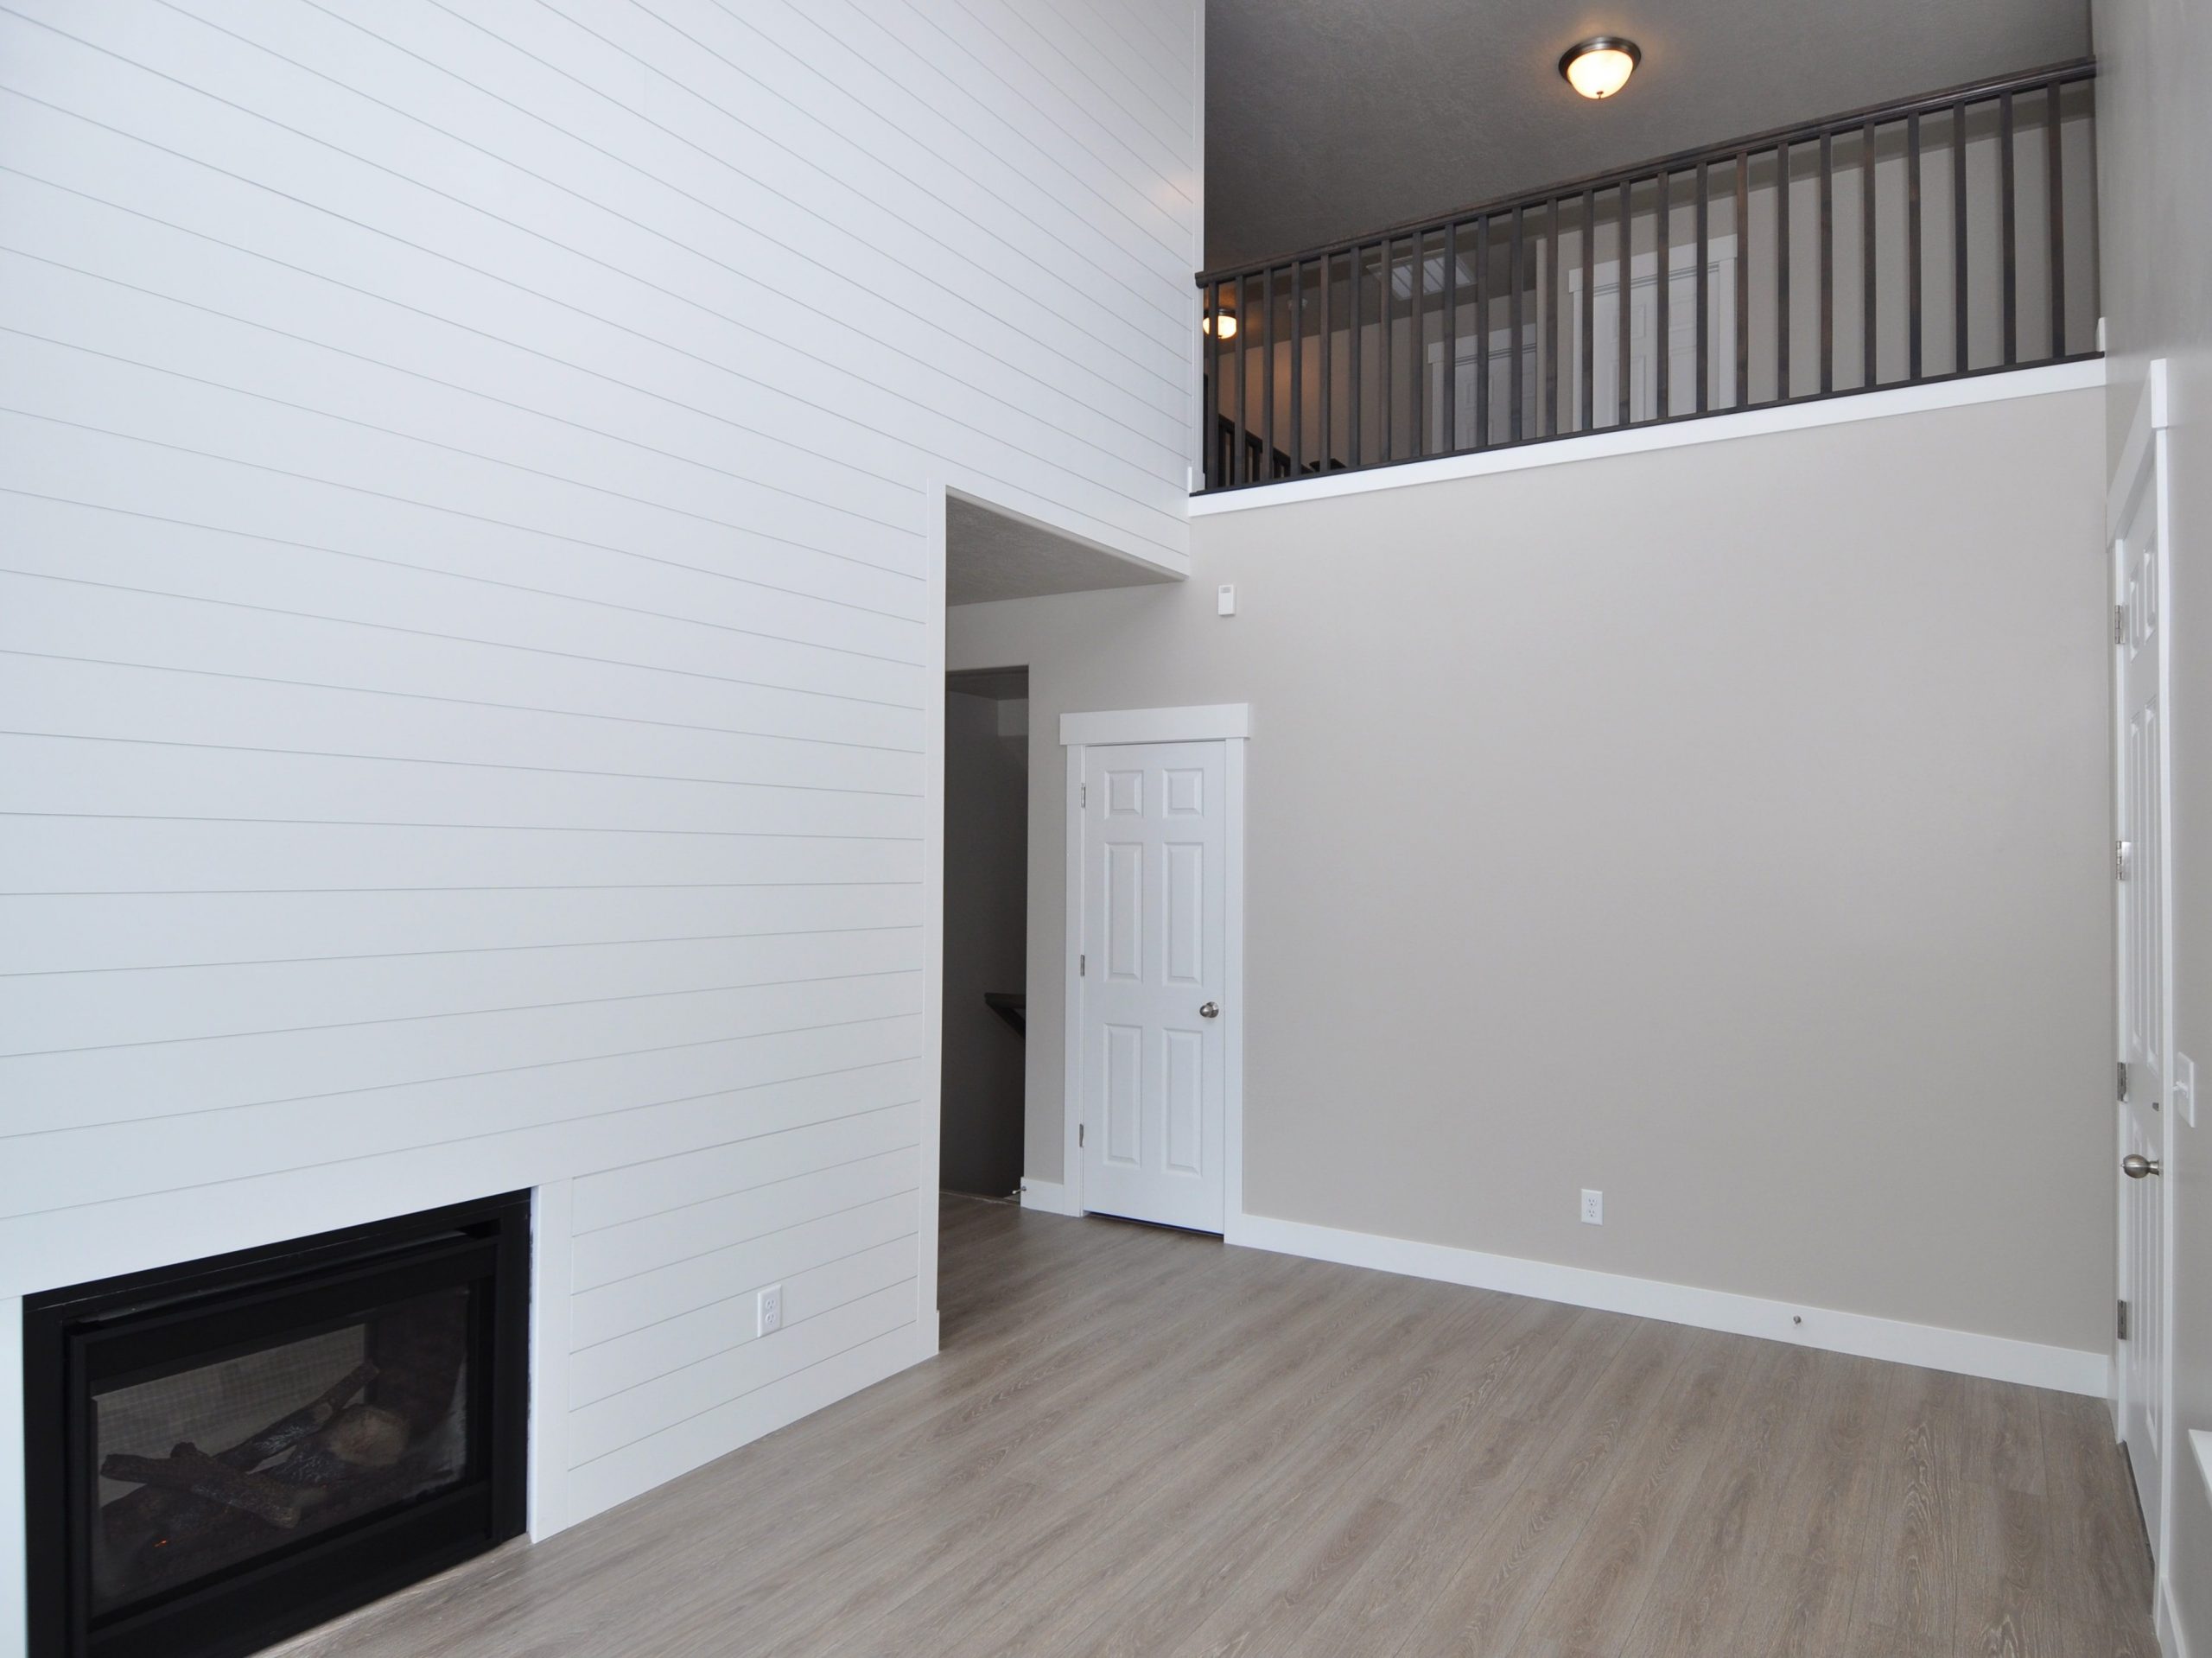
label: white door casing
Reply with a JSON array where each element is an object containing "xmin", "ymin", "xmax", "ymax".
[
  {"xmin": 1061, "ymin": 706, "xmax": 1249, "ymax": 1235},
  {"xmin": 2111, "ymin": 362, "xmax": 2174, "ymax": 1585}
]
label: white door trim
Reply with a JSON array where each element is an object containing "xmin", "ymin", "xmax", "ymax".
[
  {"xmin": 2107, "ymin": 359, "xmax": 2176, "ymax": 1612},
  {"xmin": 1060, "ymin": 708, "xmax": 1249, "ymax": 1226},
  {"xmin": 1060, "ymin": 704, "xmax": 1253, "ymax": 746}
]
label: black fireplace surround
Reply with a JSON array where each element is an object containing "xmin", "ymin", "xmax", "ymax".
[{"xmin": 22, "ymin": 1193, "xmax": 530, "ymax": 1658}]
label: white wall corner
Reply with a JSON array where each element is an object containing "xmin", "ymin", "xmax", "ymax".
[
  {"xmin": 526, "ymin": 1180, "xmax": 575, "ymax": 1543},
  {"xmin": 1019, "ymin": 1180, "xmax": 1072, "ymax": 1216},
  {"xmin": 1224, "ymin": 1210, "xmax": 2109, "ymax": 1397}
]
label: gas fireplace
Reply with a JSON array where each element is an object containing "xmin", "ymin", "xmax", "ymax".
[{"xmin": 22, "ymin": 1193, "xmax": 530, "ymax": 1658}]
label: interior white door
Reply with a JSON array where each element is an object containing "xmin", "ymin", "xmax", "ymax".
[
  {"xmin": 1078, "ymin": 740, "xmax": 1227, "ymax": 1233},
  {"xmin": 2115, "ymin": 480, "xmax": 2171, "ymax": 1554}
]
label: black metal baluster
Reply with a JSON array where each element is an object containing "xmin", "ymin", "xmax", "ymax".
[
  {"xmin": 1309, "ymin": 256, "xmax": 1327, "ymax": 470},
  {"xmin": 1545, "ymin": 201, "xmax": 1560, "ymax": 436},
  {"xmin": 1695, "ymin": 162, "xmax": 1710, "ymax": 413},
  {"xmin": 1908, "ymin": 112, "xmax": 1923, "ymax": 379},
  {"xmin": 1655, "ymin": 172, "xmax": 1670, "ymax": 419},
  {"xmin": 1382, "ymin": 238, "xmax": 1395, "ymax": 461},
  {"xmin": 1411, "ymin": 231, "xmax": 1427, "ymax": 460},
  {"xmin": 1862, "ymin": 118, "xmax": 1877, "ymax": 386},
  {"xmin": 1733, "ymin": 152, "xmax": 1749, "ymax": 408},
  {"xmin": 1618, "ymin": 180, "xmax": 1632, "ymax": 425},
  {"xmin": 1820, "ymin": 130, "xmax": 1834, "ymax": 392},
  {"xmin": 1336, "ymin": 243, "xmax": 1353, "ymax": 464},
  {"xmin": 1581, "ymin": 187, "xmax": 1596, "ymax": 430},
  {"xmin": 1290, "ymin": 260, "xmax": 1304, "ymax": 473},
  {"xmin": 2047, "ymin": 81, "xmax": 2066, "ymax": 356},
  {"xmin": 1443, "ymin": 223, "xmax": 1458, "ymax": 451},
  {"xmin": 1954, "ymin": 102, "xmax": 1969, "ymax": 373},
  {"xmin": 1510, "ymin": 207, "xmax": 1525, "ymax": 441},
  {"xmin": 2000, "ymin": 91, "xmax": 2018, "ymax": 365},
  {"xmin": 1777, "ymin": 143, "xmax": 1791, "ymax": 398},
  {"xmin": 1262, "ymin": 265, "xmax": 1276, "ymax": 476},
  {"xmin": 1213, "ymin": 280, "xmax": 1230, "ymax": 486},
  {"xmin": 1474, "ymin": 216, "xmax": 1491, "ymax": 449},
  {"xmin": 1233, "ymin": 271, "xmax": 1249, "ymax": 484}
]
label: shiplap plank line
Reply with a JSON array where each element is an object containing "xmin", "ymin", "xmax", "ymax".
[
  {"xmin": 570, "ymin": 1229, "xmax": 918, "ymax": 1407},
  {"xmin": 0, "ymin": 78, "xmax": 1186, "ymax": 563},
  {"xmin": 0, "ymin": 5, "xmax": 1192, "ymax": 553},
  {"xmin": 829, "ymin": 0, "xmax": 1192, "ymax": 271},
  {"xmin": 0, "ymin": 925, "xmax": 922, "ymax": 1054},
  {"xmin": 574, "ymin": 1107, "xmax": 922, "ymax": 1261},
  {"xmin": 0, "ymin": 591, "xmax": 927, "ymax": 753},
  {"xmin": 0, "ymin": 657, "xmax": 926, "ymax": 797},
  {"xmin": 0, "ymin": 738, "xmax": 923, "ymax": 839},
  {"xmin": 0, "ymin": 884, "xmax": 923, "ymax": 974},
  {"xmin": 571, "ymin": 1169, "xmax": 923, "ymax": 1350},
  {"xmin": 505, "ymin": 0, "xmax": 1189, "ymax": 363},
  {"xmin": 738, "ymin": 0, "xmax": 1189, "ymax": 331},
  {"xmin": 569, "ymin": 1278, "xmax": 917, "ymax": 1466}
]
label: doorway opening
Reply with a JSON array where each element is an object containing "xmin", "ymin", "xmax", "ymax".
[{"xmin": 940, "ymin": 665, "xmax": 1030, "ymax": 1201}]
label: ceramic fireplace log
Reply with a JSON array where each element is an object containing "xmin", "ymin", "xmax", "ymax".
[
  {"xmin": 99, "ymin": 1358, "xmax": 379, "ymax": 1547},
  {"xmin": 224, "ymin": 1361, "xmax": 381, "ymax": 1468},
  {"xmin": 100, "ymin": 1446, "xmax": 311, "ymax": 1529}
]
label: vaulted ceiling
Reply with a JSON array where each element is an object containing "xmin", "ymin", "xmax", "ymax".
[{"xmin": 1205, "ymin": 0, "xmax": 2092, "ymax": 271}]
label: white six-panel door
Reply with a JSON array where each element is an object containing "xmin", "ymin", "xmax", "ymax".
[
  {"xmin": 1078, "ymin": 740, "xmax": 1228, "ymax": 1233},
  {"xmin": 2115, "ymin": 473, "xmax": 2171, "ymax": 1562}
]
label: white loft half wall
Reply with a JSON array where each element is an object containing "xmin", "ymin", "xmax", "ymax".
[{"xmin": 0, "ymin": 1, "xmax": 1201, "ymax": 1642}]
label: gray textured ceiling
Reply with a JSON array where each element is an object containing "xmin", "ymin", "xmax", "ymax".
[
  {"xmin": 1205, "ymin": 0, "xmax": 2091, "ymax": 271},
  {"xmin": 945, "ymin": 495, "xmax": 1180, "ymax": 607}
]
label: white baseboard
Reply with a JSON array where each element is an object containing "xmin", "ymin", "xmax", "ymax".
[
  {"xmin": 1226, "ymin": 1211, "xmax": 2108, "ymax": 1397},
  {"xmin": 1019, "ymin": 1179, "xmax": 1071, "ymax": 1215}
]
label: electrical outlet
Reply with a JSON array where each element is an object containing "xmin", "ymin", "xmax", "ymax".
[
  {"xmin": 757, "ymin": 1283, "xmax": 784, "ymax": 1337},
  {"xmin": 1580, "ymin": 1190, "xmax": 1604, "ymax": 1226}
]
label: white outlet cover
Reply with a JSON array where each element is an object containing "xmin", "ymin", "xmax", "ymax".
[
  {"xmin": 1580, "ymin": 1190, "xmax": 1603, "ymax": 1225},
  {"xmin": 757, "ymin": 1283, "xmax": 784, "ymax": 1337},
  {"xmin": 1217, "ymin": 583, "xmax": 1236, "ymax": 616}
]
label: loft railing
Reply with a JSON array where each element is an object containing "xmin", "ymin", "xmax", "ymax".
[{"xmin": 1198, "ymin": 60, "xmax": 2097, "ymax": 492}]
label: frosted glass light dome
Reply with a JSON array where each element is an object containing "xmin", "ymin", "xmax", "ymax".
[{"xmin": 1560, "ymin": 37, "xmax": 1641, "ymax": 99}]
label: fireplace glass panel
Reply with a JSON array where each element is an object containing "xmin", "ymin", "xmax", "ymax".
[{"xmin": 90, "ymin": 1286, "xmax": 472, "ymax": 1617}]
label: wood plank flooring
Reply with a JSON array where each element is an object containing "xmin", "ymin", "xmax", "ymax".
[{"xmin": 276, "ymin": 1196, "xmax": 2158, "ymax": 1657}]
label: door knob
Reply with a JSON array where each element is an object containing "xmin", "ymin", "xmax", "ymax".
[
  {"xmin": 2122, "ymin": 1153, "xmax": 2162, "ymax": 1179},
  {"xmin": 1199, "ymin": 1001, "xmax": 1219, "ymax": 1019}
]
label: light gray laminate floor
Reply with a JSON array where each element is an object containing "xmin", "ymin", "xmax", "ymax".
[{"xmin": 281, "ymin": 1194, "xmax": 2158, "ymax": 1656}]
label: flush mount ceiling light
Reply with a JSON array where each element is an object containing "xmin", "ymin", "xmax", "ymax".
[{"xmin": 1560, "ymin": 35, "xmax": 1641, "ymax": 99}]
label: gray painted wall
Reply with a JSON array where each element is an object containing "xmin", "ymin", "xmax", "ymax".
[
  {"xmin": 2094, "ymin": 0, "xmax": 2212, "ymax": 1624},
  {"xmin": 950, "ymin": 387, "xmax": 2112, "ymax": 1356},
  {"xmin": 941, "ymin": 691, "xmax": 1028, "ymax": 1197}
]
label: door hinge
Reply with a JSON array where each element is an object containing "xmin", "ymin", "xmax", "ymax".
[
  {"xmin": 1078, "ymin": 1122, "xmax": 1085, "ymax": 1147},
  {"xmin": 2119, "ymin": 1060, "xmax": 2130, "ymax": 1102},
  {"xmin": 2115, "ymin": 604, "xmax": 2126, "ymax": 646},
  {"xmin": 2118, "ymin": 1299, "xmax": 2129, "ymax": 1341},
  {"xmin": 1080, "ymin": 785, "xmax": 1087, "ymax": 809},
  {"xmin": 1080, "ymin": 953, "xmax": 1086, "ymax": 977},
  {"xmin": 2116, "ymin": 840, "xmax": 2132, "ymax": 881}
]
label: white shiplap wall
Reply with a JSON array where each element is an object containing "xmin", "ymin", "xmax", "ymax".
[{"xmin": 0, "ymin": 0, "xmax": 1198, "ymax": 1628}]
